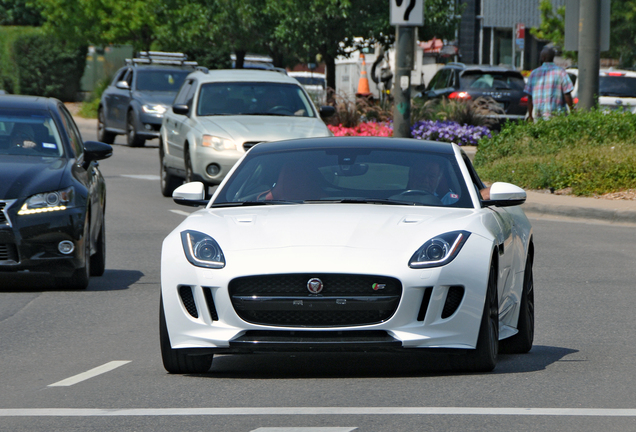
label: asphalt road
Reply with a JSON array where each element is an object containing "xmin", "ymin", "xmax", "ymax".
[{"xmin": 1, "ymin": 120, "xmax": 636, "ymax": 431}]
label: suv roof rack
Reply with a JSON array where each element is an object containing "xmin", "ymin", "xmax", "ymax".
[{"xmin": 126, "ymin": 51, "xmax": 198, "ymax": 67}]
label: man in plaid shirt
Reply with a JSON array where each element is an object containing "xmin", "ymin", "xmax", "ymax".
[{"xmin": 525, "ymin": 47, "xmax": 574, "ymax": 121}]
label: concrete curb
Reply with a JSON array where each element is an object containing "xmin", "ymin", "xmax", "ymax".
[{"xmin": 522, "ymin": 202, "xmax": 636, "ymax": 224}]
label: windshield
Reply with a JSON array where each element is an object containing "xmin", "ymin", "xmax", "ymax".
[
  {"xmin": 135, "ymin": 70, "xmax": 190, "ymax": 92},
  {"xmin": 0, "ymin": 110, "xmax": 65, "ymax": 157},
  {"xmin": 214, "ymin": 147, "xmax": 472, "ymax": 208},
  {"xmin": 599, "ymin": 76, "xmax": 636, "ymax": 97},
  {"xmin": 196, "ymin": 82, "xmax": 315, "ymax": 117},
  {"xmin": 460, "ymin": 72, "xmax": 525, "ymax": 91}
]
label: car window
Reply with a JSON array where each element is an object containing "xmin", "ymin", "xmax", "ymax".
[
  {"xmin": 174, "ymin": 80, "xmax": 193, "ymax": 105},
  {"xmin": 59, "ymin": 107, "xmax": 84, "ymax": 159},
  {"xmin": 428, "ymin": 69, "xmax": 451, "ymax": 90},
  {"xmin": 113, "ymin": 68, "xmax": 128, "ymax": 85},
  {"xmin": 215, "ymin": 148, "xmax": 472, "ymax": 208},
  {"xmin": 460, "ymin": 72, "xmax": 525, "ymax": 91},
  {"xmin": 196, "ymin": 82, "xmax": 315, "ymax": 117},
  {"xmin": 124, "ymin": 70, "xmax": 133, "ymax": 87},
  {"xmin": 599, "ymin": 76, "xmax": 636, "ymax": 97},
  {"xmin": 0, "ymin": 109, "xmax": 65, "ymax": 157},
  {"xmin": 135, "ymin": 70, "xmax": 191, "ymax": 92}
]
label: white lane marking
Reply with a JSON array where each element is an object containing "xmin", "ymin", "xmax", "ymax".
[
  {"xmin": 4, "ymin": 407, "xmax": 636, "ymax": 417},
  {"xmin": 169, "ymin": 210, "xmax": 192, "ymax": 217},
  {"xmin": 121, "ymin": 175, "xmax": 160, "ymax": 180},
  {"xmin": 48, "ymin": 361, "xmax": 131, "ymax": 387},
  {"xmin": 252, "ymin": 429, "xmax": 356, "ymax": 432}
]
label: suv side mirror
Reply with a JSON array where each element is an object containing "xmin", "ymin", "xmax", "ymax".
[
  {"xmin": 172, "ymin": 104, "xmax": 190, "ymax": 116},
  {"xmin": 116, "ymin": 81, "xmax": 130, "ymax": 90},
  {"xmin": 319, "ymin": 106, "xmax": 336, "ymax": 118}
]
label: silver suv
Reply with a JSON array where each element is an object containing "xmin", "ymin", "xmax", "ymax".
[{"xmin": 159, "ymin": 68, "xmax": 334, "ymax": 196}]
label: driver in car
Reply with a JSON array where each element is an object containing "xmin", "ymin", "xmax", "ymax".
[
  {"xmin": 10, "ymin": 123, "xmax": 37, "ymax": 149},
  {"xmin": 408, "ymin": 159, "xmax": 460, "ymax": 205}
]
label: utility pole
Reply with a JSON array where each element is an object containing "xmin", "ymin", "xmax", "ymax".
[
  {"xmin": 393, "ymin": 26, "xmax": 415, "ymax": 138},
  {"xmin": 577, "ymin": 0, "xmax": 601, "ymax": 110}
]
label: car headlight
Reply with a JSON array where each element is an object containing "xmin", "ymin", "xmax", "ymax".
[
  {"xmin": 202, "ymin": 135, "xmax": 237, "ymax": 151},
  {"xmin": 181, "ymin": 230, "xmax": 225, "ymax": 269},
  {"xmin": 17, "ymin": 187, "xmax": 75, "ymax": 215},
  {"xmin": 142, "ymin": 104, "xmax": 167, "ymax": 114},
  {"xmin": 409, "ymin": 230, "xmax": 470, "ymax": 269}
]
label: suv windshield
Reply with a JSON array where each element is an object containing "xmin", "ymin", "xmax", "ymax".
[
  {"xmin": 196, "ymin": 82, "xmax": 315, "ymax": 117},
  {"xmin": 215, "ymin": 147, "xmax": 472, "ymax": 208},
  {"xmin": 0, "ymin": 110, "xmax": 64, "ymax": 157},
  {"xmin": 599, "ymin": 76, "xmax": 636, "ymax": 97},
  {"xmin": 136, "ymin": 70, "xmax": 190, "ymax": 92},
  {"xmin": 460, "ymin": 72, "xmax": 525, "ymax": 91}
]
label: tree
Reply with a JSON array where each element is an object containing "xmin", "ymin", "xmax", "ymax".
[
  {"xmin": 608, "ymin": 0, "xmax": 636, "ymax": 68},
  {"xmin": 0, "ymin": 0, "xmax": 43, "ymax": 25}
]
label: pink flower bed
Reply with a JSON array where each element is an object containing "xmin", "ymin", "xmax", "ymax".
[{"xmin": 328, "ymin": 122, "xmax": 393, "ymax": 137}]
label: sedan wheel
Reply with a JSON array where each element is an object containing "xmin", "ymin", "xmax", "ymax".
[
  {"xmin": 57, "ymin": 216, "xmax": 90, "ymax": 290},
  {"xmin": 90, "ymin": 217, "xmax": 106, "ymax": 276},
  {"xmin": 126, "ymin": 111, "xmax": 146, "ymax": 147},
  {"xmin": 97, "ymin": 108, "xmax": 116, "ymax": 144},
  {"xmin": 160, "ymin": 296, "xmax": 213, "ymax": 374},
  {"xmin": 500, "ymin": 252, "xmax": 534, "ymax": 354}
]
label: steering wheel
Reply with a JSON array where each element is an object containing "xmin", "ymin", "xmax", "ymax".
[{"xmin": 267, "ymin": 106, "xmax": 294, "ymax": 115}]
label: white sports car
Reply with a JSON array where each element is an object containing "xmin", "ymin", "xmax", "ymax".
[{"xmin": 160, "ymin": 137, "xmax": 534, "ymax": 374}]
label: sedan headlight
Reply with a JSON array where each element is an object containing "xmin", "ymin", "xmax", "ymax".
[
  {"xmin": 181, "ymin": 230, "xmax": 225, "ymax": 269},
  {"xmin": 142, "ymin": 104, "xmax": 167, "ymax": 114},
  {"xmin": 18, "ymin": 187, "xmax": 75, "ymax": 215},
  {"xmin": 202, "ymin": 135, "xmax": 237, "ymax": 151},
  {"xmin": 409, "ymin": 230, "xmax": 470, "ymax": 269}
]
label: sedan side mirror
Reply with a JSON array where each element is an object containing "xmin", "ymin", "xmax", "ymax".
[
  {"xmin": 172, "ymin": 104, "xmax": 190, "ymax": 116},
  {"xmin": 116, "ymin": 81, "xmax": 130, "ymax": 90},
  {"xmin": 83, "ymin": 141, "xmax": 113, "ymax": 163},
  {"xmin": 173, "ymin": 182, "xmax": 208, "ymax": 207},
  {"xmin": 481, "ymin": 182, "xmax": 527, "ymax": 207},
  {"xmin": 319, "ymin": 105, "xmax": 336, "ymax": 119}
]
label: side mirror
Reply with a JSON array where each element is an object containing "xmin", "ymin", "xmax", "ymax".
[
  {"xmin": 482, "ymin": 182, "xmax": 527, "ymax": 207},
  {"xmin": 319, "ymin": 105, "xmax": 336, "ymax": 118},
  {"xmin": 173, "ymin": 182, "xmax": 208, "ymax": 207},
  {"xmin": 83, "ymin": 141, "xmax": 113, "ymax": 163},
  {"xmin": 172, "ymin": 104, "xmax": 190, "ymax": 116},
  {"xmin": 116, "ymin": 81, "xmax": 130, "ymax": 90}
]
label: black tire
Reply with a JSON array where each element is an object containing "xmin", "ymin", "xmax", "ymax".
[
  {"xmin": 160, "ymin": 296, "xmax": 213, "ymax": 374},
  {"xmin": 126, "ymin": 110, "xmax": 146, "ymax": 147},
  {"xmin": 90, "ymin": 217, "xmax": 106, "ymax": 276},
  {"xmin": 460, "ymin": 259, "xmax": 499, "ymax": 372},
  {"xmin": 58, "ymin": 216, "xmax": 90, "ymax": 290},
  {"xmin": 160, "ymin": 144, "xmax": 181, "ymax": 197},
  {"xmin": 97, "ymin": 108, "xmax": 116, "ymax": 144},
  {"xmin": 184, "ymin": 147, "xmax": 194, "ymax": 183},
  {"xmin": 500, "ymin": 252, "xmax": 534, "ymax": 354}
]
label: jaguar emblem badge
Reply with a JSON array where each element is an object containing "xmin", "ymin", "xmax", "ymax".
[{"xmin": 307, "ymin": 278, "xmax": 324, "ymax": 294}]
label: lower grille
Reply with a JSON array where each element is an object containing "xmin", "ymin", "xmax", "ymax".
[
  {"xmin": 0, "ymin": 244, "xmax": 18, "ymax": 261},
  {"xmin": 417, "ymin": 287, "xmax": 433, "ymax": 321},
  {"xmin": 441, "ymin": 286, "xmax": 465, "ymax": 319},
  {"xmin": 202, "ymin": 287, "xmax": 219, "ymax": 321},
  {"xmin": 178, "ymin": 285, "xmax": 198, "ymax": 318},
  {"xmin": 229, "ymin": 273, "xmax": 402, "ymax": 327}
]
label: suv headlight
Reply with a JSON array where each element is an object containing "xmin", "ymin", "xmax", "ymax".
[
  {"xmin": 181, "ymin": 230, "xmax": 225, "ymax": 269},
  {"xmin": 18, "ymin": 187, "xmax": 75, "ymax": 215},
  {"xmin": 409, "ymin": 231, "xmax": 470, "ymax": 268},
  {"xmin": 142, "ymin": 104, "xmax": 167, "ymax": 114},
  {"xmin": 202, "ymin": 135, "xmax": 237, "ymax": 151}
]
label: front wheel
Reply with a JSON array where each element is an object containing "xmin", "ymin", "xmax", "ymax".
[
  {"xmin": 97, "ymin": 108, "xmax": 116, "ymax": 144},
  {"xmin": 500, "ymin": 252, "xmax": 534, "ymax": 354},
  {"xmin": 126, "ymin": 111, "xmax": 146, "ymax": 147},
  {"xmin": 57, "ymin": 216, "xmax": 90, "ymax": 289},
  {"xmin": 90, "ymin": 217, "xmax": 106, "ymax": 276},
  {"xmin": 184, "ymin": 148, "xmax": 194, "ymax": 183},
  {"xmin": 160, "ymin": 144, "xmax": 181, "ymax": 197},
  {"xmin": 160, "ymin": 296, "xmax": 213, "ymax": 374}
]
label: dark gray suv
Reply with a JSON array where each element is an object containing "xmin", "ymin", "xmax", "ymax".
[{"xmin": 98, "ymin": 52, "xmax": 196, "ymax": 147}]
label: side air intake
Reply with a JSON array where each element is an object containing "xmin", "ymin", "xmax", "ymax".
[
  {"xmin": 178, "ymin": 285, "xmax": 198, "ymax": 318},
  {"xmin": 441, "ymin": 286, "xmax": 465, "ymax": 319},
  {"xmin": 202, "ymin": 287, "xmax": 219, "ymax": 321}
]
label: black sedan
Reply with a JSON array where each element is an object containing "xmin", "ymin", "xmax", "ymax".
[{"xmin": 0, "ymin": 95, "xmax": 112, "ymax": 289}]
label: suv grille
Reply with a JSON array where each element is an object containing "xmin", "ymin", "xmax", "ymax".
[
  {"xmin": 0, "ymin": 244, "xmax": 18, "ymax": 261},
  {"xmin": 229, "ymin": 273, "xmax": 402, "ymax": 327}
]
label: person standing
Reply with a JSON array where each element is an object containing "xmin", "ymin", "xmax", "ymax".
[{"xmin": 524, "ymin": 46, "xmax": 574, "ymax": 121}]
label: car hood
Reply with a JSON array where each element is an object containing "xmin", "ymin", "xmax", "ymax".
[
  {"xmin": 133, "ymin": 91, "xmax": 176, "ymax": 107},
  {"xmin": 180, "ymin": 204, "xmax": 483, "ymax": 253},
  {"xmin": 0, "ymin": 156, "xmax": 68, "ymax": 199},
  {"xmin": 196, "ymin": 115, "xmax": 331, "ymax": 143}
]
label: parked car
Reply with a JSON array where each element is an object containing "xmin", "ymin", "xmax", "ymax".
[
  {"xmin": 287, "ymin": 71, "xmax": 327, "ymax": 105},
  {"xmin": 420, "ymin": 63, "xmax": 527, "ymax": 124},
  {"xmin": 567, "ymin": 67, "xmax": 636, "ymax": 112},
  {"xmin": 98, "ymin": 52, "xmax": 197, "ymax": 147},
  {"xmin": 0, "ymin": 95, "xmax": 112, "ymax": 289},
  {"xmin": 160, "ymin": 137, "xmax": 535, "ymax": 374},
  {"xmin": 159, "ymin": 68, "xmax": 335, "ymax": 197}
]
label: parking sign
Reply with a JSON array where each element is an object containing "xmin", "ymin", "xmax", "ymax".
[{"xmin": 390, "ymin": 0, "xmax": 424, "ymax": 26}]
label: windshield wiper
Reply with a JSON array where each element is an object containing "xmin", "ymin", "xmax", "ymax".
[
  {"xmin": 304, "ymin": 198, "xmax": 416, "ymax": 205},
  {"xmin": 210, "ymin": 200, "xmax": 299, "ymax": 208}
]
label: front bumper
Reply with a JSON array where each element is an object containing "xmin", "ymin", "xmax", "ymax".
[
  {"xmin": 161, "ymin": 231, "xmax": 494, "ymax": 353},
  {"xmin": 136, "ymin": 111, "xmax": 165, "ymax": 139},
  {"xmin": 192, "ymin": 146, "xmax": 243, "ymax": 186}
]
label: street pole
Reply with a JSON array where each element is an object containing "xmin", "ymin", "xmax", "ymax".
[
  {"xmin": 393, "ymin": 26, "xmax": 415, "ymax": 138},
  {"xmin": 578, "ymin": 0, "xmax": 601, "ymax": 110}
]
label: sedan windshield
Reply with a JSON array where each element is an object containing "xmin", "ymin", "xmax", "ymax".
[
  {"xmin": 196, "ymin": 82, "xmax": 315, "ymax": 117},
  {"xmin": 136, "ymin": 70, "xmax": 190, "ymax": 92},
  {"xmin": 0, "ymin": 110, "xmax": 65, "ymax": 157},
  {"xmin": 215, "ymin": 147, "xmax": 473, "ymax": 208}
]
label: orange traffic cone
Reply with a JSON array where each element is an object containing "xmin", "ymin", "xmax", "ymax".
[{"xmin": 356, "ymin": 53, "xmax": 371, "ymax": 97}]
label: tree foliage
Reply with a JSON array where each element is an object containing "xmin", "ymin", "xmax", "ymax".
[
  {"xmin": 608, "ymin": 0, "xmax": 636, "ymax": 68},
  {"xmin": 0, "ymin": 0, "xmax": 43, "ymax": 26}
]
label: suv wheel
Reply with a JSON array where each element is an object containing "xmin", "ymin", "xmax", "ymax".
[
  {"xmin": 160, "ymin": 143, "xmax": 181, "ymax": 197},
  {"xmin": 97, "ymin": 108, "xmax": 116, "ymax": 144},
  {"xmin": 127, "ymin": 110, "xmax": 146, "ymax": 147}
]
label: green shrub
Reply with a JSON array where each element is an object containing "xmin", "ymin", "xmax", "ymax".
[
  {"xmin": 474, "ymin": 109, "xmax": 636, "ymax": 195},
  {"xmin": 78, "ymin": 78, "xmax": 111, "ymax": 118},
  {"xmin": 0, "ymin": 26, "xmax": 41, "ymax": 93}
]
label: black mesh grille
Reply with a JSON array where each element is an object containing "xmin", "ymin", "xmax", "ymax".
[
  {"xmin": 202, "ymin": 287, "xmax": 218, "ymax": 321},
  {"xmin": 178, "ymin": 285, "xmax": 198, "ymax": 318},
  {"xmin": 441, "ymin": 286, "xmax": 464, "ymax": 319},
  {"xmin": 0, "ymin": 244, "xmax": 18, "ymax": 261},
  {"xmin": 229, "ymin": 273, "xmax": 402, "ymax": 327},
  {"xmin": 417, "ymin": 287, "xmax": 433, "ymax": 321}
]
